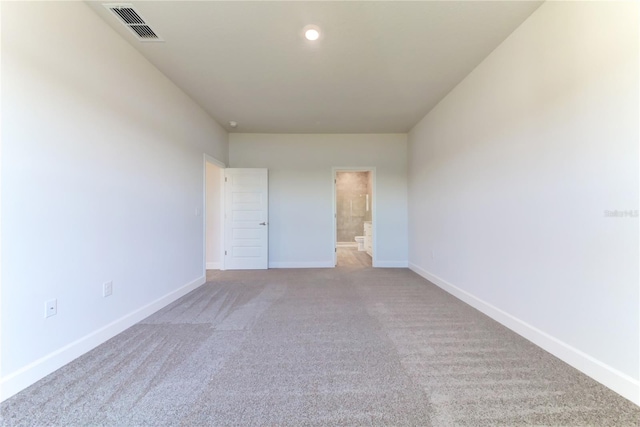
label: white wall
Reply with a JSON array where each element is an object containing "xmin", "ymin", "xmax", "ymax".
[
  {"xmin": 408, "ymin": 1, "xmax": 639, "ymax": 404},
  {"xmin": 1, "ymin": 2, "xmax": 228, "ymax": 400},
  {"xmin": 229, "ymin": 134, "xmax": 408, "ymax": 268},
  {"xmin": 206, "ymin": 162, "xmax": 223, "ymax": 269}
]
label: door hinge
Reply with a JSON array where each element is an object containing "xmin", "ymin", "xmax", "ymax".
[
  {"xmin": 225, "ymin": 177, "xmax": 228, "ymax": 182},
  {"xmin": 335, "ymin": 248, "xmax": 337, "ymax": 252},
  {"xmin": 225, "ymin": 250, "xmax": 227, "ymax": 256}
]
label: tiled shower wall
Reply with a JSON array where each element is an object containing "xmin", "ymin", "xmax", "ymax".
[{"xmin": 336, "ymin": 171, "xmax": 372, "ymax": 242}]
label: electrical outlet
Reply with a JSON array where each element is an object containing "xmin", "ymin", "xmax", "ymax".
[
  {"xmin": 103, "ymin": 281, "xmax": 113, "ymax": 297},
  {"xmin": 45, "ymin": 299, "xmax": 57, "ymax": 318}
]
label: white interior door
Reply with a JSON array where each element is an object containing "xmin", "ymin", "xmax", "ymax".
[{"xmin": 224, "ymin": 168, "xmax": 268, "ymax": 269}]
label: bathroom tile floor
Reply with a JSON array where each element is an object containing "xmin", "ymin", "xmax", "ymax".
[{"xmin": 337, "ymin": 246, "xmax": 372, "ymax": 267}]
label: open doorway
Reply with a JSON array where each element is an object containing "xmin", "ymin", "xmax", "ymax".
[
  {"xmin": 205, "ymin": 155, "xmax": 225, "ymax": 273},
  {"xmin": 333, "ymin": 168, "xmax": 375, "ymax": 267}
]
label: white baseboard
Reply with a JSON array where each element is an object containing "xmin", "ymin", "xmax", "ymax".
[
  {"xmin": 0, "ymin": 275, "xmax": 206, "ymax": 403},
  {"xmin": 375, "ymin": 260, "xmax": 409, "ymax": 268},
  {"xmin": 206, "ymin": 261, "xmax": 222, "ymax": 270},
  {"xmin": 269, "ymin": 261, "xmax": 334, "ymax": 268},
  {"xmin": 408, "ymin": 263, "xmax": 640, "ymax": 406},
  {"xmin": 337, "ymin": 242, "xmax": 358, "ymax": 247}
]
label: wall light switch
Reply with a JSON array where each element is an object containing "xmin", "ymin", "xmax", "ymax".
[{"xmin": 103, "ymin": 281, "xmax": 113, "ymax": 297}]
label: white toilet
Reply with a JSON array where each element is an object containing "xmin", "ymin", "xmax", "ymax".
[{"xmin": 354, "ymin": 236, "xmax": 365, "ymax": 251}]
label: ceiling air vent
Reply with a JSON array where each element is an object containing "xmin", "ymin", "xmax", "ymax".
[{"xmin": 104, "ymin": 4, "xmax": 163, "ymax": 42}]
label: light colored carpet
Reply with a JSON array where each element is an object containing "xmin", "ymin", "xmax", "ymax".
[{"xmin": 2, "ymin": 267, "xmax": 639, "ymax": 426}]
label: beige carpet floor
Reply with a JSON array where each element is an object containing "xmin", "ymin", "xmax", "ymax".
[{"xmin": 2, "ymin": 266, "xmax": 639, "ymax": 426}]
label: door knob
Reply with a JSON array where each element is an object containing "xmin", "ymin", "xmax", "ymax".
[{"xmin": 259, "ymin": 222, "xmax": 267, "ymax": 226}]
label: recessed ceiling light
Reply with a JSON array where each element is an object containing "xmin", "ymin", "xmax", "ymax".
[
  {"xmin": 229, "ymin": 121, "xmax": 238, "ymax": 128},
  {"xmin": 305, "ymin": 29, "xmax": 320, "ymax": 41},
  {"xmin": 303, "ymin": 25, "xmax": 321, "ymax": 41}
]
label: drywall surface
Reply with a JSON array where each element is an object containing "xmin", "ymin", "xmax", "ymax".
[
  {"xmin": 229, "ymin": 134, "xmax": 407, "ymax": 267},
  {"xmin": 206, "ymin": 162, "xmax": 223, "ymax": 269},
  {"xmin": 1, "ymin": 2, "xmax": 227, "ymax": 398},
  {"xmin": 408, "ymin": 1, "xmax": 639, "ymax": 401}
]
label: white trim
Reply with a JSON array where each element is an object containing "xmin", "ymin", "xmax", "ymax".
[
  {"xmin": 376, "ymin": 260, "xmax": 409, "ymax": 268},
  {"xmin": 408, "ymin": 263, "xmax": 640, "ymax": 406},
  {"xmin": 0, "ymin": 275, "xmax": 206, "ymax": 403},
  {"xmin": 332, "ymin": 167, "xmax": 377, "ymax": 267},
  {"xmin": 206, "ymin": 262, "xmax": 222, "ymax": 270},
  {"xmin": 203, "ymin": 154, "xmax": 226, "ymax": 169},
  {"xmin": 269, "ymin": 261, "xmax": 334, "ymax": 269}
]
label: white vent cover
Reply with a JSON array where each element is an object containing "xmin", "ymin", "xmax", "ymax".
[{"xmin": 104, "ymin": 3, "xmax": 163, "ymax": 42}]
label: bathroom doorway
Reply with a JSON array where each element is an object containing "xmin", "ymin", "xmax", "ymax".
[{"xmin": 333, "ymin": 168, "xmax": 375, "ymax": 267}]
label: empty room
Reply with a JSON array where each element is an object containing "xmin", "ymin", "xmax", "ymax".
[{"xmin": 1, "ymin": 0, "xmax": 639, "ymax": 425}]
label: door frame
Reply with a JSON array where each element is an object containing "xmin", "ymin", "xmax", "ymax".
[
  {"xmin": 332, "ymin": 167, "xmax": 377, "ymax": 267},
  {"xmin": 203, "ymin": 154, "xmax": 226, "ymax": 275}
]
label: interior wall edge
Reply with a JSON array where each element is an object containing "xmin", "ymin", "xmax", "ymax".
[
  {"xmin": 0, "ymin": 275, "xmax": 206, "ymax": 403},
  {"xmin": 408, "ymin": 263, "xmax": 640, "ymax": 407}
]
